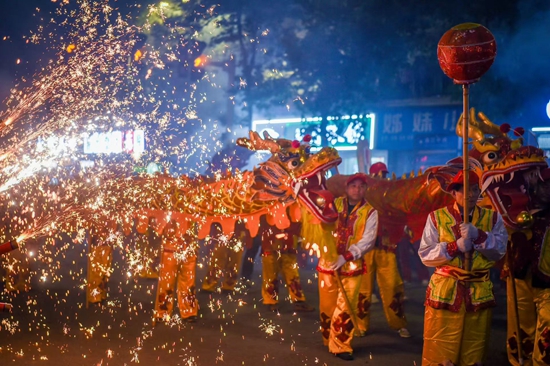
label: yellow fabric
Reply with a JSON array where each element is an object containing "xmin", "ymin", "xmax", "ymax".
[
  {"xmin": 202, "ymin": 242, "xmax": 243, "ymax": 292},
  {"xmin": 433, "ymin": 206, "xmax": 495, "ymax": 271},
  {"xmin": 358, "ymin": 248, "xmax": 407, "ymax": 332},
  {"xmin": 422, "ymin": 304, "xmax": 492, "ymax": 366},
  {"xmin": 261, "ymin": 252, "xmax": 306, "ymax": 305},
  {"xmin": 300, "ymin": 207, "xmax": 337, "ymax": 262},
  {"xmin": 506, "ymin": 274, "xmax": 550, "ymax": 366},
  {"xmin": 334, "ymin": 197, "xmax": 375, "ymax": 274},
  {"xmin": 155, "ymin": 250, "xmax": 198, "ymax": 320},
  {"xmin": 87, "ymin": 244, "xmax": 113, "ymax": 303},
  {"xmin": 318, "ymin": 271, "xmax": 362, "ymax": 354},
  {"xmin": 334, "ymin": 197, "xmax": 375, "ymax": 247},
  {"xmin": 427, "ymin": 206, "xmax": 496, "ymax": 309}
]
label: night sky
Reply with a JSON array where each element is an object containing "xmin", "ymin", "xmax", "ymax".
[
  {"xmin": 0, "ymin": 0, "xmax": 55, "ymax": 101},
  {"xmin": 0, "ymin": 0, "xmax": 141, "ymax": 102}
]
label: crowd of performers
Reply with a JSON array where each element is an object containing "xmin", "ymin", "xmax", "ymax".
[{"xmin": 1, "ymin": 163, "xmax": 550, "ymax": 366}]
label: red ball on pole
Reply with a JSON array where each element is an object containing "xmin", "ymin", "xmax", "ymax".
[{"xmin": 437, "ymin": 23, "xmax": 497, "ymax": 84}]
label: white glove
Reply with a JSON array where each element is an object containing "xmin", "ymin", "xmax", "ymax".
[
  {"xmin": 460, "ymin": 223, "xmax": 478, "ymax": 240},
  {"xmin": 456, "ymin": 237, "xmax": 473, "ymax": 253},
  {"xmin": 329, "ymin": 255, "xmax": 347, "ymax": 270}
]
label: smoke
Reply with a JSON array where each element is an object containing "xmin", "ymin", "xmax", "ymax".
[{"xmin": 490, "ymin": 3, "xmax": 550, "ymax": 126}]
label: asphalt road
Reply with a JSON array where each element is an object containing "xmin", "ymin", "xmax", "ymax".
[{"xmin": 0, "ymin": 244, "xmax": 510, "ymax": 366}]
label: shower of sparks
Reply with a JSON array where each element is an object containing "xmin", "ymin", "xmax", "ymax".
[{"xmin": 0, "ymin": 0, "xmax": 339, "ymax": 365}]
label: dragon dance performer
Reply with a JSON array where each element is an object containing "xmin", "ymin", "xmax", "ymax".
[
  {"xmin": 317, "ymin": 173, "xmax": 378, "ymax": 361},
  {"xmin": 154, "ymin": 218, "xmax": 198, "ymax": 323},
  {"xmin": 87, "ymin": 226, "xmax": 114, "ymax": 305},
  {"xmin": 358, "ymin": 162, "xmax": 410, "ymax": 338},
  {"xmin": 260, "ymin": 219, "xmax": 314, "ymax": 312},
  {"xmin": 504, "ymin": 168, "xmax": 550, "ymax": 366},
  {"xmin": 202, "ymin": 221, "xmax": 249, "ymax": 294},
  {"xmin": 419, "ymin": 171, "xmax": 507, "ymax": 366}
]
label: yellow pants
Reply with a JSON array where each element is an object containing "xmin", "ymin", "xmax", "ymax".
[
  {"xmin": 506, "ymin": 275, "xmax": 550, "ymax": 366},
  {"xmin": 358, "ymin": 248, "xmax": 407, "ymax": 332},
  {"xmin": 4, "ymin": 249, "xmax": 31, "ymax": 293},
  {"xmin": 88, "ymin": 245, "xmax": 113, "ymax": 304},
  {"xmin": 202, "ymin": 243, "xmax": 243, "ymax": 292},
  {"xmin": 261, "ymin": 252, "xmax": 306, "ymax": 305},
  {"xmin": 318, "ymin": 271, "xmax": 361, "ymax": 354},
  {"xmin": 155, "ymin": 251, "xmax": 198, "ymax": 320},
  {"xmin": 422, "ymin": 304, "xmax": 492, "ymax": 366}
]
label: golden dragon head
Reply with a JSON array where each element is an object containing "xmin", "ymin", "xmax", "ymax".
[
  {"xmin": 456, "ymin": 108, "xmax": 548, "ymax": 230},
  {"xmin": 237, "ymin": 131, "xmax": 342, "ymax": 223}
]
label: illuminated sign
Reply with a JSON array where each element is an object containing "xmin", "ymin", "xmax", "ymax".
[
  {"xmin": 376, "ymin": 107, "xmax": 461, "ymax": 150},
  {"xmin": 252, "ymin": 114, "xmax": 375, "ymax": 151},
  {"xmin": 84, "ymin": 130, "xmax": 145, "ymax": 155}
]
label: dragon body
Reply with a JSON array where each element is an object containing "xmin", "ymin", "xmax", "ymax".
[{"xmin": 14, "ymin": 131, "xmax": 342, "ymax": 242}]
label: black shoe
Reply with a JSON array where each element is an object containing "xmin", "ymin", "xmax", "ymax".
[{"xmin": 335, "ymin": 353, "xmax": 354, "ymax": 361}]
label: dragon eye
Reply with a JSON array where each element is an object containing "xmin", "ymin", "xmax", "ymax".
[
  {"xmin": 287, "ymin": 159, "xmax": 300, "ymax": 170},
  {"xmin": 481, "ymin": 151, "xmax": 500, "ymax": 165}
]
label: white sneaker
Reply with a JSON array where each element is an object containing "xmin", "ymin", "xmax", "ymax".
[
  {"xmin": 398, "ymin": 328, "xmax": 411, "ymax": 338},
  {"xmin": 371, "ymin": 295, "xmax": 380, "ymax": 304}
]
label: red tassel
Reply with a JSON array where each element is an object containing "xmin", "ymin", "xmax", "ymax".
[
  {"xmin": 513, "ymin": 127, "xmax": 525, "ymax": 136},
  {"xmin": 499, "ymin": 123, "xmax": 511, "ymax": 133}
]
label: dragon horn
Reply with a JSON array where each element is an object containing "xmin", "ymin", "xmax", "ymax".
[
  {"xmin": 263, "ymin": 130, "xmax": 293, "ymax": 149},
  {"xmin": 236, "ymin": 131, "xmax": 280, "ymax": 153},
  {"xmin": 477, "ymin": 111, "xmax": 507, "ymax": 137},
  {"xmin": 456, "ymin": 108, "xmax": 484, "ymax": 142}
]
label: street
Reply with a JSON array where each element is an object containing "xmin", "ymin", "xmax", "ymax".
[{"xmin": 0, "ymin": 243, "xmax": 510, "ymax": 366}]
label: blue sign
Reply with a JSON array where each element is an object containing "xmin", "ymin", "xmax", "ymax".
[{"xmin": 375, "ymin": 107, "xmax": 461, "ymax": 150}]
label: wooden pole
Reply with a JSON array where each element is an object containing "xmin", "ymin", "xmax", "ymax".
[
  {"xmin": 462, "ymin": 84, "xmax": 472, "ymax": 272},
  {"xmin": 332, "ymin": 165, "xmax": 363, "ymax": 336},
  {"xmin": 506, "ymin": 243, "xmax": 525, "ymax": 365},
  {"xmin": 334, "ymin": 271, "xmax": 364, "ymax": 337},
  {"xmin": 85, "ymin": 231, "xmax": 91, "ymax": 309}
]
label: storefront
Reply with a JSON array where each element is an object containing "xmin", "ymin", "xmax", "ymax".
[
  {"xmin": 252, "ymin": 114, "xmax": 376, "ymax": 175},
  {"xmin": 373, "ymin": 106, "xmax": 462, "ymax": 176}
]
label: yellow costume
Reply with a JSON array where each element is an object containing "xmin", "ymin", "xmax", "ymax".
[
  {"xmin": 419, "ymin": 204, "xmax": 507, "ymax": 366},
  {"xmin": 505, "ymin": 210, "xmax": 550, "ymax": 366},
  {"xmin": 154, "ymin": 220, "xmax": 198, "ymax": 322},
  {"xmin": 317, "ymin": 195, "xmax": 378, "ymax": 356},
  {"xmin": 202, "ymin": 222, "xmax": 248, "ymax": 293},
  {"xmin": 260, "ymin": 221, "xmax": 312, "ymax": 311},
  {"xmin": 87, "ymin": 230, "xmax": 113, "ymax": 304},
  {"xmin": 358, "ymin": 226, "xmax": 408, "ymax": 335}
]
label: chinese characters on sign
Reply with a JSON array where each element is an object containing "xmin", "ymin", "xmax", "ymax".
[
  {"xmin": 377, "ymin": 108, "xmax": 461, "ymax": 150},
  {"xmin": 84, "ymin": 130, "xmax": 145, "ymax": 155},
  {"xmin": 254, "ymin": 115, "xmax": 373, "ymax": 149}
]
